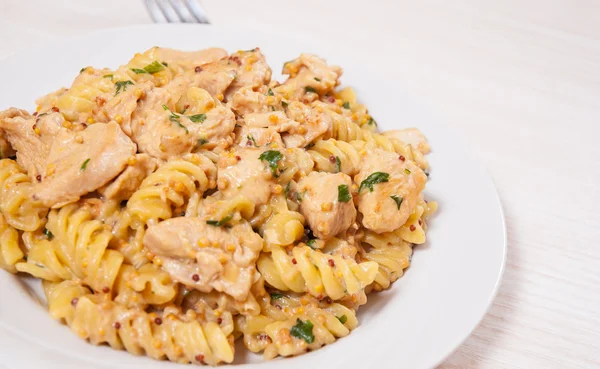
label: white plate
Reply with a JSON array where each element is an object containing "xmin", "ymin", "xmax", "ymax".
[{"xmin": 0, "ymin": 24, "xmax": 506, "ymax": 369}]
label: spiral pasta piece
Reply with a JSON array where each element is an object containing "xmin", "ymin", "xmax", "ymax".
[
  {"xmin": 257, "ymin": 245, "xmax": 378, "ymax": 300},
  {"xmin": 126, "ymin": 157, "xmax": 216, "ymax": 227},
  {"xmin": 113, "ymin": 263, "xmax": 179, "ymax": 308},
  {"xmin": 0, "ymin": 214, "xmax": 24, "ymax": 273},
  {"xmin": 44, "ymin": 280, "xmax": 235, "ymax": 365},
  {"xmin": 307, "ymin": 138, "xmax": 362, "ymax": 176},
  {"xmin": 16, "ymin": 204, "xmax": 124, "ymax": 293},
  {"xmin": 0, "ymin": 159, "xmax": 48, "ymax": 232}
]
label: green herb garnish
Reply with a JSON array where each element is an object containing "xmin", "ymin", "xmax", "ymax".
[
  {"xmin": 267, "ymin": 88, "xmax": 274, "ymax": 96},
  {"xmin": 131, "ymin": 68, "xmax": 148, "ymax": 74},
  {"xmin": 206, "ymin": 215, "xmax": 232, "ymax": 227},
  {"xmin": 306, "ymin": 238, "xmax": 317, "ymax": 249},
  {"xmin": 290, "ymin": 318, "xmax": 314, "ymax": 344},
  {"xmin": 296, "ymin": 191, "xmax": 304, "ymax": 202},
  {"xmin": 304, "ymin": 142, "xmax": 315, "ymax": 149},
  {"xmin": 37, "ymin": 113, "xmax": 49, "ymax": 117},
  {"xmin": 43, "ymin": 228, "xmax": 54, "ymax": 240},
  {"xmin": 390, "ymin": 195, "xmax": 403, "ymax": 209},
  {"xmin": 305, "ymin": 86, "xmax": 318, "ymax": 94},
  {"xmin": 270, "ymin": 292, "xmax": 284, "ymax": 299},
  {"xmin": 282, "ymin": 101, "xmax": 289, "ymax": 108},
  {"xmin": 259, "ymin": 150, "xmax": 283, "ymax": 177},
  {"xmin": 284, "ymin": 182, "xmax": 291, "ymax": 197},
  {"xmin": 103, "ymin": 74, "xmax": 113, "ymax": 79},
  {"xmin": 143, "ymin": 61, "xmax": 166, "ymax": 74},
  {"xmin": 189, "ymin": 114, "xmax": 207, "ymax": 123},
  {"xmin": 342, "ymin": 101, "xmax": 350, "ymax": 109},
  {"xmin": 114, "ymin": 80, "xmax": 134, "ymax": 95},
  {"xmin": 358, "ymin": 172, "xmax": 389, "ymax": 193},
  {"xmin": 337, "ymin": 315, "xmax": 348, "ymax": 324},
  {"xmin": 79, "ymin": 67, "xmax": 86, "ymax": 73},
  {"xmin": 161, "ymin": 61, "xmax": 168, "ymax": 67},
  {"xmin": 247, "ymin": 135, "xmax": 257, "ymax": 147},
  {"xmin": 80, "ymin": 158, "xmax": 90, "ymax": 171},
  {"xmin": 335, "ymin": 156, "xmax": 341, "ymax": 173},
  {"xmin": 314, "ymin": 77, "xmax": 321, "ymax": 82},
  {"xmin": 338, "ymin": 185, "xmax": 351, "ymax": 203},
  {"xmin": 404, "ymin": 168, "xmax": 411, "ymax": 175},
  {"xmin": 197, "ymin": 138, "xmax": 208, "ymax": 146},
  {"xmin": 367, "ymin": 117, "xmax": 377, "ymax": 126}
]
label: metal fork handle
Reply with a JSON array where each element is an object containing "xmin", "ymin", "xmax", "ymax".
[{"xmin": 145, "ymin": 0, "xmax": 210, "ymax": 24}]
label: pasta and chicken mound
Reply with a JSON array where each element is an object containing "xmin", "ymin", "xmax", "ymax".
[{"xmin": 0, "ymin": 46, "xmax": 437, "ymax": 365}]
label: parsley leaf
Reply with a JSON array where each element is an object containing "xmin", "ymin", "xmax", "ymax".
[
  {"xmin": 404, "ymin": 168, "xmax": 411, "ymax": 175},
  {"xmin": 284, "ymin": 182, "xmax": 291, "ymax": 197},
  {"xmin": 367, "ymin": 117, "xmax": 377, "ymax": 126},
  {"xmin": 206, "ymin": 215, "xmax": 232, "ymax": 227},
  {"xmin": 114, "ymin": 80, "xmax": 134, "ymax": 95},
  {"xmin": 390, "ymin": 195, "xmax": 403, "ymax": 209},
  {"xmin": 314, "ymin": 77, "xmax": 321, "ymax": 82},
  {"xmin": 306, "ymin": 238, "xmax": 317, "ymax": 249},
  {"xmin": 79, "ymin": 67, "xmax": 87, "ymax": 73},
  {"xmin": 282, "ymin": 101, "xmax": 289, "ymax": 108},
  {"xmin": 358, "ymin": 172, "xmax": 389, "ymax": 193},
  {"xmin": 197, "ymin": 138, "xmax": 208, "ymax": 146},
  {"xmin": 131, "ymin": 68, "xmax": 148, "ymax": 74},
  {"xmin": 189, "ymin": 114, "xmax": 207, "ymax": 123},
  {"xmin": 103, "ymin": 74, "xmax": 113, "ymax": 79},
  {"xmin": 270, "ymin": 292, "xmax": 284, "ymax": 299},
  {"xmin": 267, "ymin": 88, "xmax": 274, "ymax": 96},
  {"xmin": 304, "ymin": 86, "xmax": 318, "ymax": 94},
  {"xmin": 162, "ymin": 105, "xmax": 189, "ymax": 133},
  {"xmin": 143, "ymin": 61, "xmax": 166, "ymax": 74},
  {"xmin": 247, "ymin": 135, "xmax": 257, "ymax": 147},
  {"xmin": 342, "ymin": 101, "xmax": 350, "ymax": 109},
  {"xmin": 338, "ymin": 185, "xmax": 351, "ymax": 203},
  {"xmin": 43, "ymin": 228, "xmax": 54, "ymax": 240},
  {"xmin": 259, "ymin": 150, "xmax": 283, "ymax": 177},
  {"xmin": 337, "ymin": 315, "xmax": 348, "ymax": 324},
  {"xmin": 335, "ymin": 156, "xmax": 341, "ymax": 173},
  {"xmin": 80, "ymin": 158, "xmax": 90, "ymax": 171},
  {"xmin": 290, "ymin": 318, "xmax": 314, "ymax": 344}
]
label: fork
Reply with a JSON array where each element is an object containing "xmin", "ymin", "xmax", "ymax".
[{"xmin": 144, "ymin": 0, "xmax": 210, "ymax": 24}]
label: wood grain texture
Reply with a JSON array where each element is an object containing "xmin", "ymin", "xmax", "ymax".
[{"xmin": 0, "ymin": 0, "xmax": 599, "ymax": 368}]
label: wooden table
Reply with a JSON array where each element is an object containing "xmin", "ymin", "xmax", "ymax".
[{"xmin": 1, "ymin": 0, "xmax": 598, "ymax": 367}]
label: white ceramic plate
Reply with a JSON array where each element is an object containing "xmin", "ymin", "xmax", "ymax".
[{"xmin": 0, "ymin": 24, "xmax": 506, "ymax": 369}]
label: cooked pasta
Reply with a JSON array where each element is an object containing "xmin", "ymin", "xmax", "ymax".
[{"xmin": 0, "ymin": 47, "xmax": 436, "ymax": 365}]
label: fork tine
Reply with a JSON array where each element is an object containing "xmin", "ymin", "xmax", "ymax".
[
  {"xmin": 183, "ymin": 0, "xmax": 210, "ymax": 24},
  {"xmin": 167, "ymin": 0, "xmax": 192, "ymax": 23},
  {"xmin": 144, "ymin": 0, "xmax": 167, "ymax": 23},
  {"xmin": 155, "ymin": 0, "xmax": 182, "ymax": 23}
]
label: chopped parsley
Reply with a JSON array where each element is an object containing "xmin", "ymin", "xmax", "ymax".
[
  {"xmin": 162, "ymin": 105, "xmax": 189, "ymax": 134},
  {"xmin": 404, "ymin": 168, "xmax": 412, "ymax": 175},
  {"xmin": 247, "ymin": 135, "xmax": 257, "ymax": 147},
  {"xmin": 335, "ymin": 156, "xmax": 341, "ymax": 173},
  {"xmin": 161, "ymin": 62, "xmax": 168, "ymax": 67},
  {"xmin": 259, "ymin": 150, "xmax": 283, "ymax": 177},
  {"xmin": 314, "ymin": 77, "xmax": 321, "ymax": 82},
  {"xmin": 306, "ymin": 238, "xmax": 317, "ymax": 249},
  {"xmin": 37, "ymin": 113, "xmax": 49, "ymax": 117},
  {"xmin": 304, "ymin": 142, "xmax": 315, "ymax": 149},
  {"xmin": 342, "ymin": 101, "xmax": 350, "ymax": 109},
  {"xmin": 367, "ymin": 117, "xmax": 377, "ymax": 126},
  {"xmin": 270, "ymin": 292, "xmax": 284, "ymax": 299},
  {"xmin": 189, "ymin": 114, "xmax": 207, "ymax": 123},
  {"xmin": 304, "ymin": 86, "xmax": 318, "ymax": 94},
  {"xmin": 197, "ymin": 138, "xmax": 208, "ymax": 146},
  {"xmin": 390, "ymin": 195, "xmax": 403, "ymax": 209},
  {"xmin": 80, "ymin": 158, "xmax": 90, "ymax": 171},
  {"xmin": 337, "ymin": 315, "xmax": 348, "ymax": 324},
  {"xmin": 290, "ymin": 318, "xmax": 314, "ymax": 344},
  {"xmin": 281, "ymin": 101, "xmax": 289, "ymax": 108},
  {"xmin": 143, "ymin": 61, "xmax": 166, "ymax": 74},
  {"xmin": 206, "ymin": 215, "xmax": 232, "ymax": 227},
  {"xmin": 103, "ymin": 74, "xmax": 113, "ymax": 79},
  {"xmin": 425, "ymin": 171, "xmax": 430, "ymax": 177},
  {"xmin": 114, "ymin": 80, "xmax": 134, "ymax": 95},
  {"xmin": 284, "ymin": 182, "xmax": 291, "ymax": 197},
  {"xmin": 43, "ymin": 228, "xmax": 54, "ymax": 240},
  {"xmin": 131, "ymin": 68, "xmax": 148, "ymax": 74},
  {"xmin": 267, "ymin": 88, "xmax": 274, "ymax": 96},
  {"xmin": 296, "ymin": 191, "xmax": 304, "ymax": 202},
  {"xmin": 79, "ymin": 67, "xmax": 87, "ymax": 73},
  {"xmin": 358, "ymin": 172, "xmax": 389, "ymax": 193},
  {"xmin": 337, "ymin": 185, "xmax": 351, "ymax": 203}
]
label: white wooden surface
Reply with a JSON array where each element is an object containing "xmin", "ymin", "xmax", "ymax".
[{"xmin": 1, "ymin": 0, "xmax": 599, "ymax": 368}]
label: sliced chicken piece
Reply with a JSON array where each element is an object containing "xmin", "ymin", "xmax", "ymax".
[
  {"xmin": 224, "ymin": 49, "xmax": 272, "ymax": 100},
  {"xmin": 100, "ymin": 81, "xmax": 153, "ymax": 136},
  {"xmin": 34, "ymin": 122, "xmax": 136, "ymax": 207},
  {"xmin": 282, "ymin": 101, "xmax": 332, "ymax": 148},
  {"xmin": 354, "ymin": 148, "xmax": 427, "ymax": 233},
  {"xmin": 217, "ymin": 147, "xmax": 274, "ymax": 207},
  {"xmin": 382, "ymin": 128, "xmax": 431, "ymax": 154},
  {"xmin": 244, "ymin": 111, "xmax": 298, "ymax": 131},
  {"xmin": 297, "ymin": 172, "xmax": 356, "ymax": 240},
  {"xmin": 0, "ymin": 108, "xmax": 63, "ymax": 179},
  {"xmin": 98, "ymin": 154, "xmax": 158, "ymax": 200},
  {"xmin": 143, "ymin": 217, "xmax": 263, "ymax": 301},
  {"xmin": 277, "ymin": 54, "xmax": 342, "ymax": 101},
  {"xmin": 0, "ymin": 128, "xmax": 15, "ymax": 159},
  {"xmin": 193, "ymin": 58, "xmax": 238, "ymax": 98},
  {"xmin": 229, "ymin": 86, "xmax": 275, "ymax": 116},
  {"xmin": 129, "ymin": 86, "xmax": 236, "ymax": 160},
  {"xmin": 236, "ymin": 125, "xmax": 283, "ymax": 148}
]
